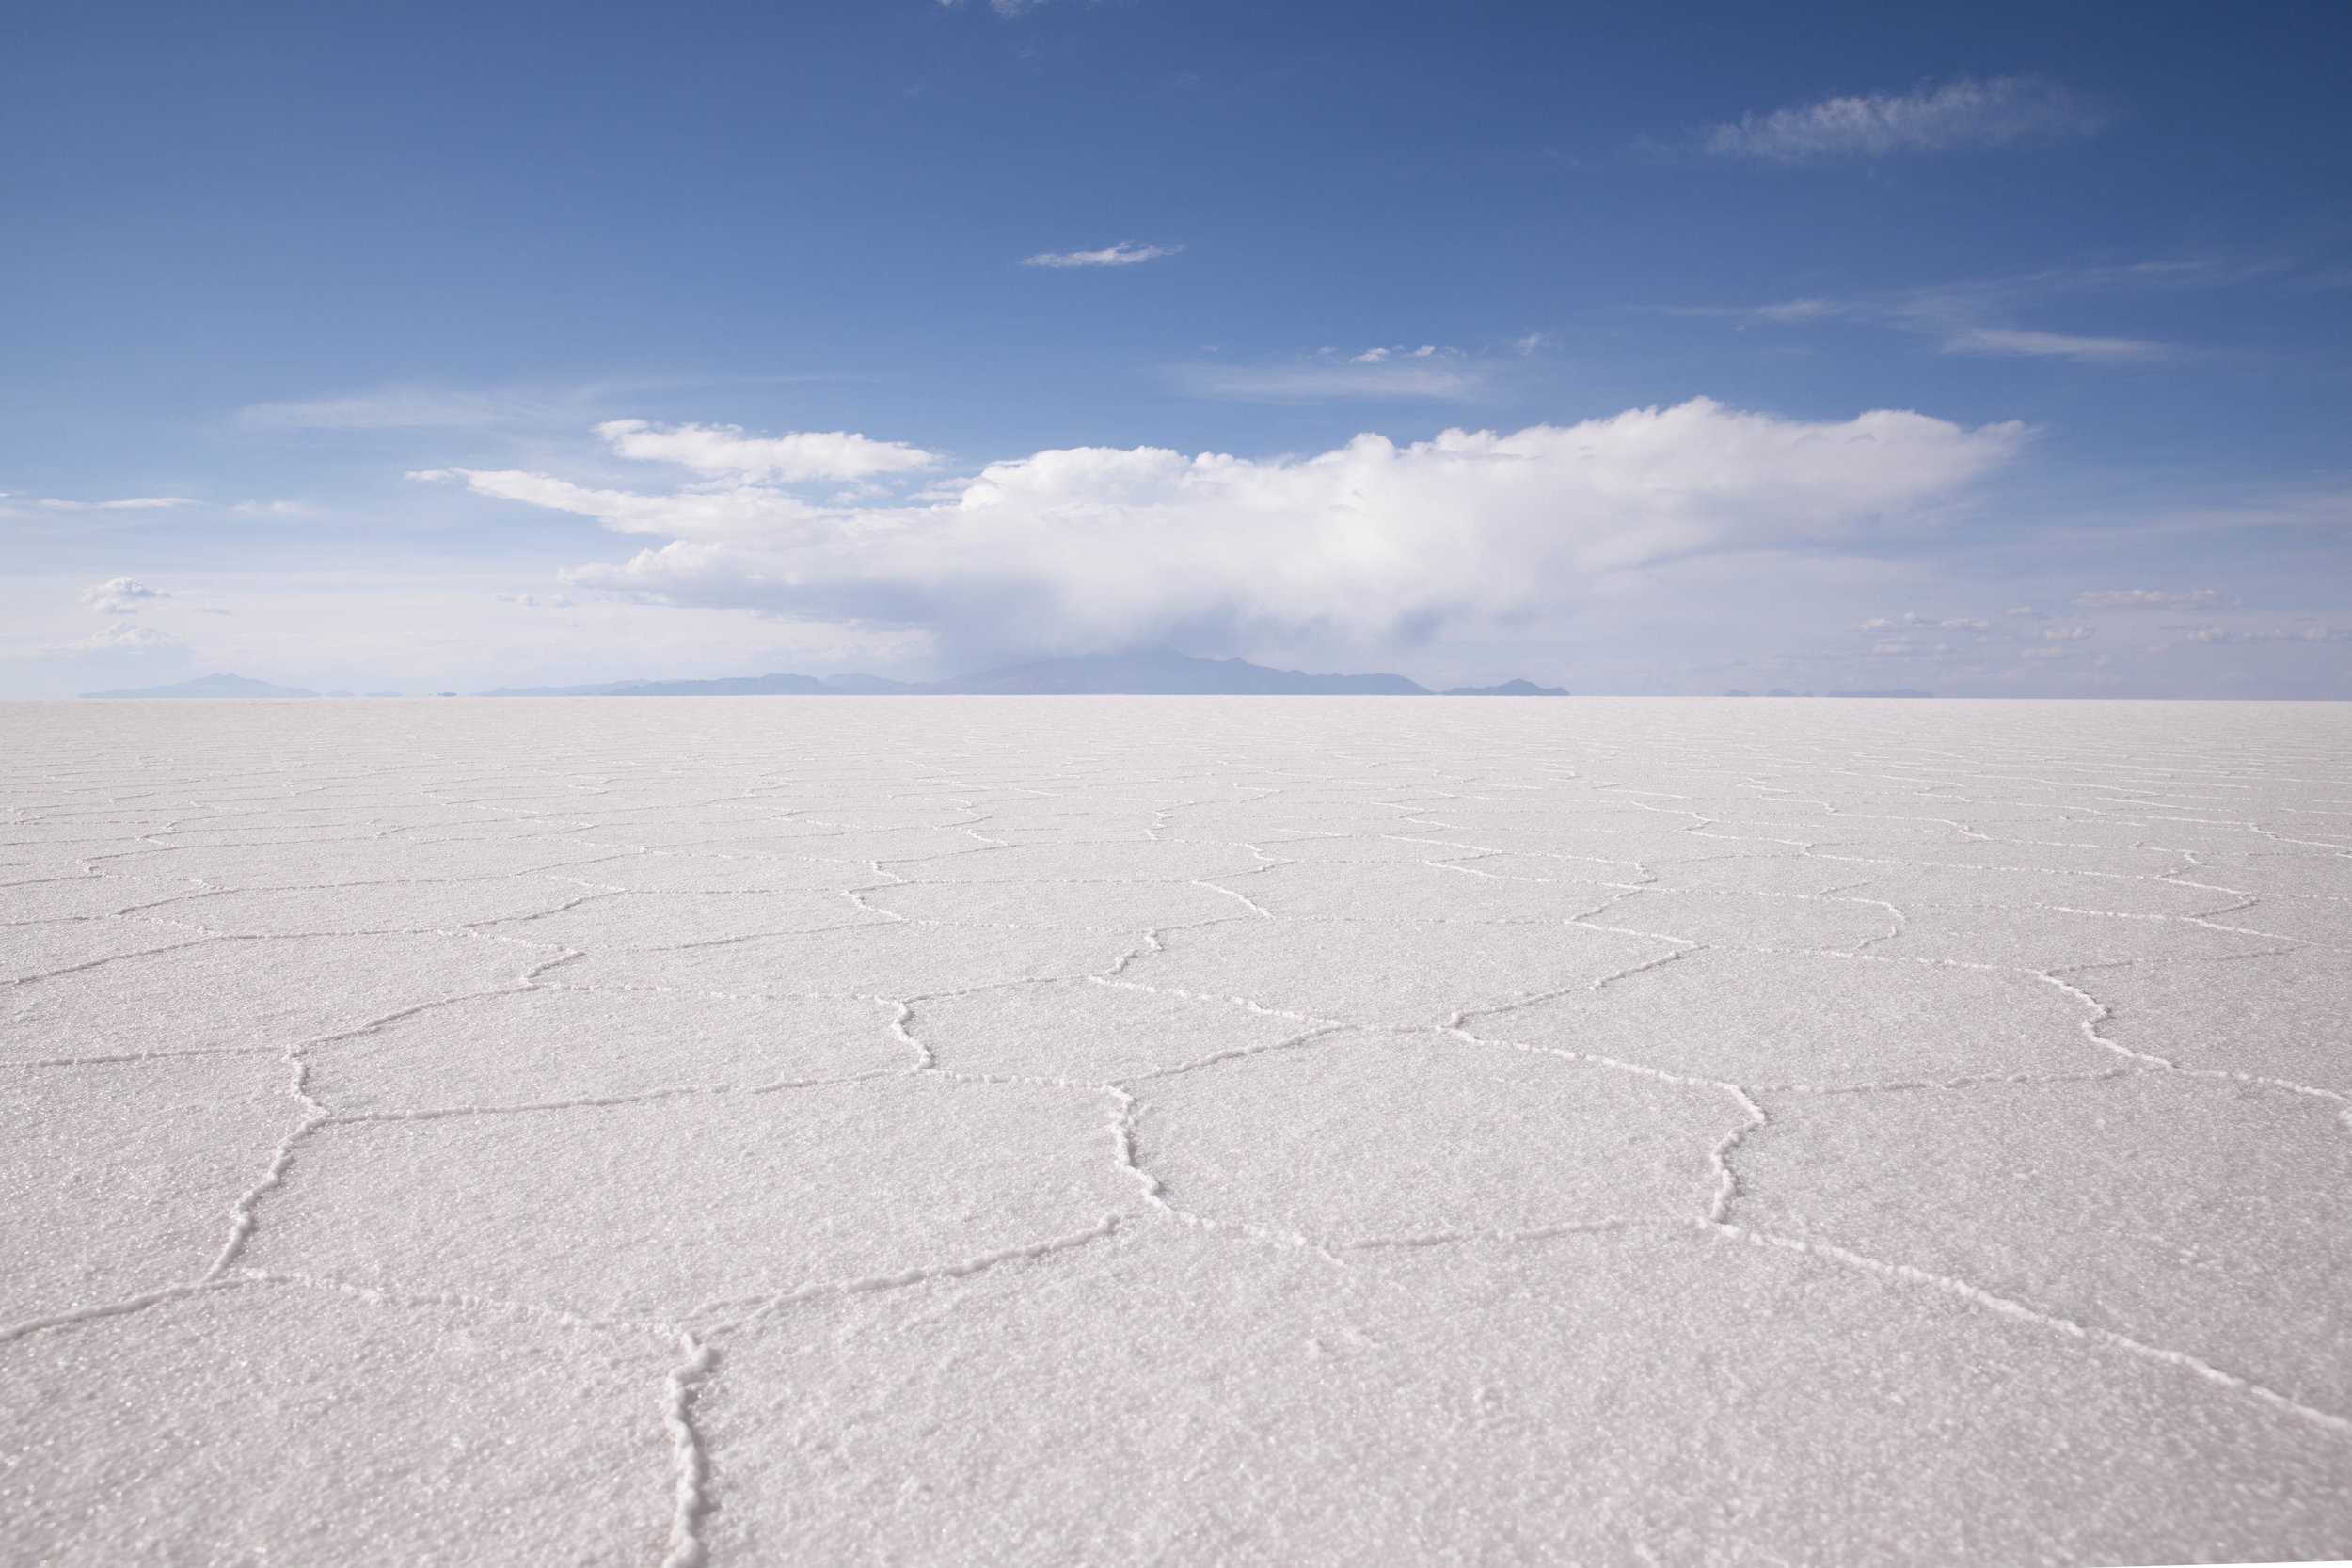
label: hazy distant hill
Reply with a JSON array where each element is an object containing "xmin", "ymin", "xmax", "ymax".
[
  {"xmin": 919, "ymin": 648, "xmax": 1431, "ymax": 695},
  {"xmin": 478, "ymin": 673, "xmax": 912, "ymax": 697},
  {"xmin": 82, "ymin": 673, "xmax": 319, "ymax": 699},
  {"xmin": 1444, "ymin": 678, "xmax": 1570, "ymax": 696}
]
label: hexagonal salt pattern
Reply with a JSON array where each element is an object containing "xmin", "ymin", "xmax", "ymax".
[{"xmin": 4, "ymin": 694, "xmax": 2348, "ymax": 1568}]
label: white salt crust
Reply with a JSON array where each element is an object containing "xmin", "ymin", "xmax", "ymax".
[{"xmin": 1, "ymin": 694, "xmax": 2347, "ymax": 1567}]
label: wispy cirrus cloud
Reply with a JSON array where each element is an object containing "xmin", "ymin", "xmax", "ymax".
[
  {"xmin": 1690, "ymin": 75, "xmax": 2105, "ymax": 162},
  {"xmin": 35, "ymin": 496, "xmax": 198, "ymax": 511},
  {"xmin": 0, "ymin": 621, "xmax": 194, "ymax": 670},
  {"xmin": 1023, "ymin": 242, "xmax": 1180, "ymax": 268},
  {"xmin": 1681, "ymin": 263, "xmax": 2191, "ymax": 364},
  {"xmin": 1941, "ymin": 325, "xmax": 2168, "ymax": 363},
  {"xmin": 2075, "ymin": 588, "xmax": 2241, "ymax": 609},
  {"xmin": 2175, "ymin": 625, "xmax": 2351, "ymax": 644},
  {"xmin": 236, "ymin": 385, "xmax": 583, "ymax": 432},
  {"xmin": 1165, "ymin": 345, "xmax": 1499, "ymax": 403}
]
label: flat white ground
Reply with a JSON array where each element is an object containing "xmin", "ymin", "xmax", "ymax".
[{"xmin": 3, "ymin": 696, "xmax": 2348, "ymax": 1567}]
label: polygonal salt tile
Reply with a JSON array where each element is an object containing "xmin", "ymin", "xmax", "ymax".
[
  {"xmin": 2172, "ymin": 854, "xmax": 2352, "ymax": 900},
  {"xmin": 1424, "ymin": 848, "xmax": 1647, "ymax": 882},
  {"xmin": 1590, "ymin": 889, "xmax": 1899, "ymax": 949},
  {"xmin": 1234, "ymin": 832, "xmax": 1498, "ymax": 863},
  {"xmin": 1, "ymin": 1054, "xmax": 295, "ymax": 1321},
  {"xmin": 304, "ymin": 987, "xmax": 906, "ymax": 1113},
  {"xmin": 1475, "ymin": 948, "xmax": 2106, "ymax": 1088},
  {"xmin": 1640, "ymin": 855, "xmax": 1878, "ymax": 896},
  {"xmin": 0, "ymin": 1285, "xmax": 675, "ymax": 1566},
  {"xmin": 2, "ymin": 933, "xmax": 542, "ymax": 1064},
  {"xmin": 1837, "ymin": 864, "xmax": 2246, "ymax": 919},
  {"xmin": 125, "ymin": 879, "xmax": 596, "ymax": 937},
  {"xmin": 905, "ymin": 978, "xmax": 1311, "ymax": 1080},
  {"xmin": 141, "ymin": 826, "xmax": 410, "ymax": 849},
  {"xmin": 1120, "ymin": 919, "xmax": 1679, "ymax": 1026},
  {"xmin": 474, "ymin": 889, "xmax": 887, "ymax": 951},
  {"xmin": 548, "ymin": 852, "xmax": 893, "ymax": 893},
  {"xmin": 2076, "ymin": 951, "xmax": 2352, "ymax": 1093},
  {"xmin": 1445, "ymin": 827, "xmax": 1738, "ymax": 864},
  {"xmin": 0, "ymin": 857, "xmax": 106, "ymax": 887},
  {"xmin": 243, "ymin": 1075, "xmax": 1135, "ymax": 1317},
  {"xmin": 883, "ymin": 840, "xmax": 1277, "ymax": 882},
  {"xmin": 568, "ymin": 824, "xmax": 977, "ymax": 861},
  {"xmin": 552, "ymin": 923, "xmax": 1136, "ymax": 998},
  {"xmin": 860, "ymin": 879, "xmax": 1254, "ymax": 929},
  {"xmin": 2212, "ymin": 895, "xmax": 2352, "ymax": 948},
  {"xmin": 91, "ymin": 838, "xmax": 623, "ymax": 889},
  {"xmin": 1858, "ymin": 904, "xmax": 2293, "ymax": 969},
  {"xmin": 2117, "ymin": 821, "xmax": 2343, "ymax": 857},
  {"xmin": 1731, "ymin": 1072, "xmax": 2352, "ymax": 1414},
  {"xmin": 1131, "ymin": 1031, "xmax": 1733, "ymax": 1244},
  {"xmin": 0, "ymin": 877, "xmax": 207, "ymax": 922},
  {"xmin": 0, "ymin": 918, "xmax": 207, "ymax": 984},
  {"xmin": 695, "ymin": 1222, "xmax": 2352, "ymax": 1568},
  {"xmin": 394, "ymin": 817, "xmax": 607, "ymax": 843},
  {"xmin": 1874, "ymin": 838, "xmax": 2199, "ymax": 877},
  {"xmin": 1219, "ymin": 861, "xmax": 1624, "ymax": 921}
]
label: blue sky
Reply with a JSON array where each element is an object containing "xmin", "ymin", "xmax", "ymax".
[{"xmin": 5, "ymin": 0, "xmax": 2347, "ymax": 696}]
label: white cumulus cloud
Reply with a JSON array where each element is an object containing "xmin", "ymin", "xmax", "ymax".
[
  {"xmin": 81, "ymin": 578, "xmax": 168, "ymax": 614},
  {"xmin": 425, "ymin": 398, "xmax": 2025, "ymax": 657},
  {"xmin": 1697, "ymin": 76, "xmax": 2103, "ymax": 162},
  {"xmin": 1024, "ymin": 242, "xmax": 1179, "ymax": 268}
]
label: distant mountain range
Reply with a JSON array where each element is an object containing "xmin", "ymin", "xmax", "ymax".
[
  {"xmin": 84, "ymin": 650, "xmax": 1576, "ymax": 700},
  {"xmin": 82, "ymin": 673, "xmax": 328, "ymax": 699},
  {"xmin": 482, "ymin": 648, "xmax": 1571, "ymax": 697}
]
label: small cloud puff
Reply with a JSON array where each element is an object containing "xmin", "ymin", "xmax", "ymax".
[
  {"xmin": 2177, "ymin": 625, "xmax": 2351, "ymax": 644},
  {"xmin": 41, "ymin": 497, "xmax": 198, "ymax": 511},
  {"xmin": 2074, "ymin": 588, "xmax": 2240, "ymax": 609},
  {"xmin": 1695, "ymin": 76, "xmax": 2103, "ymax": 163},
  {"xmin": 1857, "ymin": 612, "xmax": 1989, "ymax": 631},
  {"xmin": 594, "ymin": 420, "xmax": 938, "ymax": 483},
  {"xmin": 1024, "ymin": 242, "xmax": 1180, "ymax": 268},
  {"xmin": 81, "ymin": 578, "xmax": 167, "ymax": 614}
]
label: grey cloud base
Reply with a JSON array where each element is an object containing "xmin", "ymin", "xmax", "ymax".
[{"xmin": 2, "ymin": 695, "xmax": 2348, "ymax": 1566}]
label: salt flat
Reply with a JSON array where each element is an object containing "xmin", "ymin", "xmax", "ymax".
[{"xmin": 3, "ymin": 695, "xmax": 2348, "ymax": 1567}]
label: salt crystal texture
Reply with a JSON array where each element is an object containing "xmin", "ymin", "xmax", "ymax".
[{"xmin": 3, "ymin": 695, "xmax": 2348, "ymax": 1567}]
